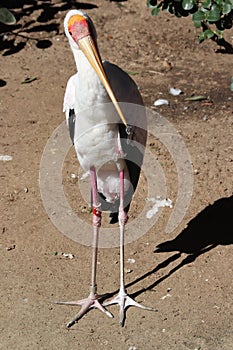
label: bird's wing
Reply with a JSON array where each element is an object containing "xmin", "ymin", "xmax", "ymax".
[
  {"xmin": 103, "ymin": 61, "xmax": 147, "ymax": 149},
  {"xmin": 99, "ymin": 62, "xmax": 147, "ymax": 221},
  {"xmin": 63, "ymin": 74, "xmax": 77, "ymax": 144}
]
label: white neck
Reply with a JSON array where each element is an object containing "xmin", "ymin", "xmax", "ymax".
[
  {"xmin": 70, "ymin": 47, "xmax": 115, "ymax": 130},
  {"xmin": 72, "ymin": 47, "xmax": 107, "ymax": 104},
  {"xmin": 72, "ymin": 47, "xmax": 90, "ymax": 74}
]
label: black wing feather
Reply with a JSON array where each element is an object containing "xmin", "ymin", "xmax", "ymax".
[{"xmin": 68, "ymin": 109, "xmax": 76, "ymax": 145}]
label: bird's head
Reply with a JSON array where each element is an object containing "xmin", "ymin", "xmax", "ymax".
[
  {"xmin": 64, "ymin": 10, "xmax": 128, "ymax": 128},
  {"xmin": 64, "ymin": 10, "xmax": 97, "ymax": 50}
]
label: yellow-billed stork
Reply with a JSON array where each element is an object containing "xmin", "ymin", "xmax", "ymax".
[{"xmin": 56, "ymin": 9, "xmax": 153, "ymax": 327}]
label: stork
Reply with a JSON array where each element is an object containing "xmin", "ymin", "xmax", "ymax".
[{"xmin": 57, "ymin": 9, "xmax": 154, "ymax": 327}]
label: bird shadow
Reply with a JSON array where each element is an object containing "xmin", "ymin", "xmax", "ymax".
[
  {"xmin": 104, "ymin": 195, "xmax": 233, "ymax": 301},
  {"xmin": 131, "ymin": 195, "xmax": 233, "ymax": 298}
]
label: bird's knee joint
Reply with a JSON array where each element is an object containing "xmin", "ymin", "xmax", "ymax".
[
  {"xmin": 118, "ymin": 208, "xmax": 128, "ymax": 226},
  {"xmin": 92, "ymin": 205, "xmax": 102, "ymax": 227}
]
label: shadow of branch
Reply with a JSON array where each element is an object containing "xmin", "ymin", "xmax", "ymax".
[{"xmin": 0, "ymin": 0, "xmax": 98, "ymax": 55}]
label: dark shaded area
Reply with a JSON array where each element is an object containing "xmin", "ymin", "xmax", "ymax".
[
  {"xmin": 0, "ymin": 0, "xmax": 98, "ymax": 55},
  {"xmin": 36, "ymin": 39, "xmax": 52, "ymax": 48},
  {"xmin": 2, "ymin": 40, "xmax": 26, "ymax": 56},
  {"xmin": 215, "ymin": 37, "xmax": 233, "ymax": 54},
  {"xmin": 155, "ymin": 195, "xmax": 233, "ymax": 254},
  {"xmin": 201, "ymin": 22, "xmax": 233, "ymax": 54},
  {"xmin": 0, "ymin": 79, "xmax": 7, "ymax": 87}
]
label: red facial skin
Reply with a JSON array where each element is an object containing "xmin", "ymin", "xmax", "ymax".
[{"xmin": 68, "ymin": 15, "xmax": 91, "ymax": 43}]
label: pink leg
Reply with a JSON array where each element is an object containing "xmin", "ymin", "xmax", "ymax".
[
  {"xmin": 104, "ymin": 170, "xmax": 155, "ymax": 326},
  {"xmin": 55, "ymin": 166, "xmax": 113, "ymax": 328}
]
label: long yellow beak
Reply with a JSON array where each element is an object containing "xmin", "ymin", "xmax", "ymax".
[{"xmin": 78, "ymin": 36, "xmax": 128, "ymax": 127}]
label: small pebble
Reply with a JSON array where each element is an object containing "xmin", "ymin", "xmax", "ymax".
[
  {"xmin": 169, "ymin": 87, "xmax": 182, "ymax": 96},
  {"xmin": 153, "ymin": 99, "xmax": 169, "ymax": 106},
  {"xmin": 0, "ymin": 155, "xmax": 13, "ymax": 161},
  {"xmin": 6, "ymin": 244, "xmax": 16, "ymax": 251},
  {"xmin": 62, "ymin": 253, "xmax": 74, "ymax": 259},
  {"xmin": 161, "ymin": 293, "xmax": 172, "ymax": 300},
  {"xmin": 127, "ymin": 258, "xmax": 135, "ymax": 264}
]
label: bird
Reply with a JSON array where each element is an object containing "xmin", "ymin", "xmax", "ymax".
[{"xmin": 56, "ymin": 9, "xmax": 154, "ymax": 328}]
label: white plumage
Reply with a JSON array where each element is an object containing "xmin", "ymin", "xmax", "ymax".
[{"xmin": 63, "ymin": 42, "xmax": 144, "ymax": 202}]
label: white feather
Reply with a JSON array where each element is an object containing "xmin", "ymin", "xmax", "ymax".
[{"xmin": 63, "ymin": 11, "xmax": 146, "ymax": 204}]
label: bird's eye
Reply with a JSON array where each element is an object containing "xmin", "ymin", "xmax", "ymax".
[{"xmin": 69, "ymin": 31, "xmax": 72, "ymax": 36}]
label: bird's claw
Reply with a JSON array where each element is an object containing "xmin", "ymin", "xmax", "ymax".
[
  {"xmin": 55, "ymin": 294, "xmax": 113, "ymax": 328},
  {"xmin": 103, "ymin": 291, "xmax": 156, "ymax": 327}
]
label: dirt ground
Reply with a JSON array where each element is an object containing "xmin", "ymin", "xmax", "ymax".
[{"xmin": 1, "ymin": 0, "xmax": 233, "ymax": 349}]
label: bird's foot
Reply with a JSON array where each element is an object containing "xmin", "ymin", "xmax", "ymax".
[
  {"xmin": 103, "ymin": 290, "xmax": 155, "ymax": 326},
  {"xmin": 55, "ymin": 292, "xmax": 113, "ymax": 328}
]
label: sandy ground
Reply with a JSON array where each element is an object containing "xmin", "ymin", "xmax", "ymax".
[{"xmin": 1, "ymin": 1, "xmax": 233, "ymax": 349}]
